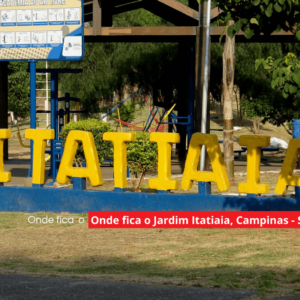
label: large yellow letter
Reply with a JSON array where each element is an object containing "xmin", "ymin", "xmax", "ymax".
[
  {"xmin": 0, "ymin": 129, "xmax": 11, "ymax": 183},
  {"xmin": 275, "ymin": 139, "xmax": 300, "ymax": 194},
  {"xmin": 181, "ymin": 133, "xmax": 230, "ymax": 191},
  {"xmin": 148, "ymin": 132, "xmax": 180, "ymax": 191},
  {"xmin": 103, "ymin": 132, "xmax": 135, "ymax": 189},
  {"xmin": 56, "ymin": 131, "xmax": 103, "ymax": 186},
  {"xmin": 238, "ymin": 135, "xmax": 270, "ymax": 194},
  {"xmin": 25, "ymin": 129, "xmax": 54, "ymax": 185}
]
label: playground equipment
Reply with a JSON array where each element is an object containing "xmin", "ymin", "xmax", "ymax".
[
  {"xmin": 150, "ymin": 104, "xmax": 194, "ymax": 146},
  {"xmin": 100, "ymin": 92, "xmax": 169, "ymax": 133},
  {"xmin": 99, "ymin": 91, "xmax": 141, "ymax": 122},
  {"xmin": 56, "ymin": 93, "xmax": 86, "ymax": 132},
  {"xmin": 142, "ymin": 102, "xmax": 174, "ymax": 133},
  {"xmin": 27, "ymin": 66, "xmax": 86, "ymax": 185},
  {"xmin": 7, "ymin": 111, "xmax": 30, "ymax": 149}
]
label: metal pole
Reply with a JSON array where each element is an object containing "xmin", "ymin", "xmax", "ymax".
[{"xmin": 200, "ymin": 0, "xmax": 212, "ymax": 171}]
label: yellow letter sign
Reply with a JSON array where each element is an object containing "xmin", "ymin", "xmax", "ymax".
[
  {"xmin": 149, "ymin": 132, "xmax": 180, "ymax": 191},
  {"xmin": 103, "ymin": 132, "xmax": 135, "ymax": 189},
  {"xmin": 25, "ymin": 129, "xmax": 54, "ymax": 185},
  {"xmin": 275, "ymin": 139, "xmax": 300, "ymax": 194},
  {"xmin": 0, "ymin": 129, "xmax": 11, "ymax": 183},
  {"xmin": 238, "ymin": 135, "xmax": 270, "ymax": 194},
  {"xmin": 56, "ymin": 131, "xmax": 103, "ymax": 186},
  {"xmin": 181, "ymin": 133, "xmax": 230, "ymax": 192}
]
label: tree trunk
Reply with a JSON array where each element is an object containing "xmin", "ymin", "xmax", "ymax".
[
  {"xmin": 223, "ymin": 21, "xmax": 235, "ymax": 185},
  {"xmin": 253, "ymin": 117, "xmax": 261, "ymax": 134}
]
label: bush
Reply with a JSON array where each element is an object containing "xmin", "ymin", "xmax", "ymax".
[
  {"xmin": 60, "ymin": 121, "xmax": 158, "ymax": 191},
  {"xmin": 127, "ymin": 132, "xmax": 158, "ymax": 190},
  {"xmin": 111, "ymin": 101, "xmax": 138, "ymax": 123},
  {"xmin": 60, "ymin": 119, "xmax": 113, "ymax": 164}
]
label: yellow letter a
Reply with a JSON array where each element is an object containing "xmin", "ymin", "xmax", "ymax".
[
  {"xmin": 25, "ymin": 129, "xmax": 54, "ymax": 185},
  {"xmin": 0, "ymin": 129, "xmax": 11, "ymax": 183},
  {"xmin": 238, "ymin": 135, "xmax": 270, "ymax": 194},
  {"xmin": 275, "ymin": 139, "xmax": 300, "ymax": 194},
  {"xmin": 149, "ymin": 132, "xmax": 180, "ymax": 191},
  {"xmin": 56, "ymin": 131, "xmax": 103, "ymax": 186},
  {"xmin": 181, "ymin": 133, "xmax": 230, "ymax": 192}
]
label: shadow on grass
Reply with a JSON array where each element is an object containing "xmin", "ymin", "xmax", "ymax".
[{"xmin": 1, "ymin": 256, "xmax": 300, "ymax": 297}]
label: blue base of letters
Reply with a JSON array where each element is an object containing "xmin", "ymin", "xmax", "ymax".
[{"xmin": 0, "ymin": 186, "xmax": 299, "ymax": 213}]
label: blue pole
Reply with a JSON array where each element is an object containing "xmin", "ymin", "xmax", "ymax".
[
  {"xmin": 28, "ymin": 61, "xmax": 36, "ymax": 179},
  {"xmin": 55, "ymin": 75, "xmax": 59, "ymax": 140},
  {"xmin": 292, "ymin": 119, "xmax": 300, "ymax": 199},
  {"xmin": 187, "ymin": 46, "xmax": 195, "ymax": 146},
  {"xmin": 49, "ymin": 72, "xmax": 58, "ymax": 182}
]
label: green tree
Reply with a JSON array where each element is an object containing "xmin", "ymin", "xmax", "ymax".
[
  {"xmin": 210, "ymin": 43, "xmax": 286, "ymax": 128},
  {"xmin": 127, "ymin": 132, "xmax": 158, "ymax": 191},
  {"xmin": 255, "ymin": 52, "xmax": 300, "ymax": 134},
  {"xmin": 201, "ymin": 0, "xmax": 300, "ymax": 40},
  {"xmin": 8, "ymin": 62, "xmax": 30, "ymax": 119}
]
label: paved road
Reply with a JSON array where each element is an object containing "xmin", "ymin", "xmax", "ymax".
[
  {"xmin": 0, "ymin": 274, "xmax": 256, "ymax": 300},
  {"xmin": 0, "ymin": 274, "xmax": 299, "ymax": 300}
]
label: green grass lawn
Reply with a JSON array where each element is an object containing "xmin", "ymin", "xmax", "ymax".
[{"xmin": 0, "ymin": 212, "xmax": 300, "ymax": 299}]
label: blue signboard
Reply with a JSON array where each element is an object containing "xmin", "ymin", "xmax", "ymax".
[{"xmin": 0, "ymin": 0, "xmax": 84, "ymax": 61}]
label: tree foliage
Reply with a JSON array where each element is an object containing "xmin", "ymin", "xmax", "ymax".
[
  {"xmin": 210, "ymin": 43, "xmax": 299, "ymax": 129},
  {"xmin": 127, "ymin": 132, "xmax": 158, "ymax": 190},
  {"xmin": 201, "ymin": 0, "xmax": 300, "ymax": 40},
  {"xmin": 8, "ymin": 62, "xmax": 30, "ymax": 119},
  {"xmin": 255, "ymin": 52, "xmax": 300, "ymax": 131},
  {"xmin": 256, "ymin": 53, "xmax": 300, "ymax": 102},
  {"xmin": 50, "ymin": 9, "xmax": 180, "ymax": 116}
]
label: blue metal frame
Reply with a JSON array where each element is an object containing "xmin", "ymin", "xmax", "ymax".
[
  {"xmin": 27, "ymin": 61, "xmax": 37, "ymax": 178},
  {"xmin": 27, "ymin": 69, "xmax": 82, "ymax": 184},
  {"xmin": 144, "ymin": 107, "xmax": 160, "ymax": 132},
  {"xmin": 143, "ymin": 106, "xmax": 156, "ymax": 131},
  {"xmin": 158, "ymin": 113, "xmax": 192, "ymax": 133},
  {"xmin": 57, "ymin": 93, "xmax": 87, "ymax": 132}
]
